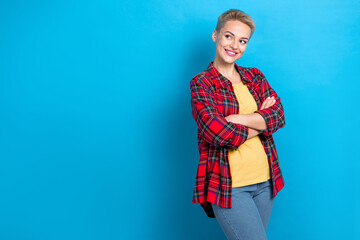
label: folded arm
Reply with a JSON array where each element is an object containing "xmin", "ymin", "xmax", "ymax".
[
  {"xmin": 254, "ymin": 69, "xmax": 285, "ymax": 136},
  {"xmin": 190, "ymin": 78, "xmax": 259, "ymax": 149},
  {"xmin": 225, "ymin": 97, "xmax": 276, "ymax": 130},
  {"xmin": 225, "ymin": 69, "xmax": 285, "ymax": 137}
]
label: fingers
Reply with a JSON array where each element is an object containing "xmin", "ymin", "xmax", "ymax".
[
  {"xmin": 260, "ymin": 96, "xmax": 276, "ymax": 110},
  {"xmin": 268, "ymin": 96, "xmax": 276, "ymax": 107}
]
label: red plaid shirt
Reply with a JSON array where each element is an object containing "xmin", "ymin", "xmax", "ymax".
[{"xmin": 190, "ymin": 61, "xmax": 285, "ymax": 218}]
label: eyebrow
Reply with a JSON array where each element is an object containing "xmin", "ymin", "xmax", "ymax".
[{"xmin": 224, "ymin": 31, "xmax": 249, "ymax": 40}]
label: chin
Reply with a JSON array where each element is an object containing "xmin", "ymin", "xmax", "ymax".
[{"xmin": 222, "ymin": 57, "xmax": 238, "ymax": 64}]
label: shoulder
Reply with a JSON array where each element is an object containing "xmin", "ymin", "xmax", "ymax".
[
  {"xmin": 238, "ymin": 66, "xmax": 266, "ymax": 84},
  {"xmin": 190, "ymin": 68, "xmax": 217, "ymax": 90}
]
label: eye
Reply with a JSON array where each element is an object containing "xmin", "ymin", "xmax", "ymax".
[
  {"xmin": 225, "ymin": 34, "xmax": 232, "ymax": 39},
  {"xmin": 240, "ymin": 40, "xmax": 247, "ymax": 44}
]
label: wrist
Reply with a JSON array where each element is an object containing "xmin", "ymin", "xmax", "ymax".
[
  {"xmin": 225, "ymin": 114, "xmax": 243, "ymax": 125},
  {"xmin": 248, "ymin": 128, "xmax": 260, "ymax": 138}
]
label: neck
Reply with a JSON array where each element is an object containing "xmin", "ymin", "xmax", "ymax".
[{"xmin": 213, "ymin": 57, "xmax": 237, "ymax": 78}]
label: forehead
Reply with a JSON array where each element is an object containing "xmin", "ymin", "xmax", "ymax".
[{"xmin": 221, "ymin": 20, "xmax": 251, "ymax": 37}]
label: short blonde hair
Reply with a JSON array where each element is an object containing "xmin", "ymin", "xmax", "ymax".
[{"xmin": 215, "ymin": 9, "xmax": 256, "ymax": 39}]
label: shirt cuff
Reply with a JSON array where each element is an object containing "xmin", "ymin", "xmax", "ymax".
[
  {"xmin": 254, "ymin": 110, "xmax": 271, "ymax": 136},
  {"xmin": 232, "ymin": 124, "xmax": 249, "ymax": 149}
]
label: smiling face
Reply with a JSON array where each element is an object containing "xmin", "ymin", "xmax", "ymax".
[{"xmin": 212, "ymin": 20, "xmax": 251, "ymax": 65}]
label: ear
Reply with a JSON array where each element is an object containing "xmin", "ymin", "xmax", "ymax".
[{"xmin": 212, "ymin": 30, "xmax": 217, "ymax": 43}]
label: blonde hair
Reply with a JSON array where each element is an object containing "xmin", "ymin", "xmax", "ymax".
[{"xmin": 215, "ymin": 9, "xmax": 256, "ymax": 39}]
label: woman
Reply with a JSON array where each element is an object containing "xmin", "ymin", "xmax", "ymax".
[{"xmin": 190, "ymin": 9, "xmax": 286, "ymax": 240}]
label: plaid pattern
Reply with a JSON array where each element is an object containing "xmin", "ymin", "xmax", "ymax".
[{"xmin": 190, "ymin": 62, "xmax": 285, "ymax": 218}]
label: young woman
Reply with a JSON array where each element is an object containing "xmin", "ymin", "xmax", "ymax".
[{"xmin": 190, "ymin": 9, "xmax": 286, "ymax": 240}]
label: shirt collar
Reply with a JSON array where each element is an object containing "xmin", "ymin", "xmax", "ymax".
[{"xmin": 206, "ymin": 61, "xmax": 252, "ymax": 88}]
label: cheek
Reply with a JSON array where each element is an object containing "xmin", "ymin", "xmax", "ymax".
[
  {"xmin": 216, "ymin": 42, "xmax": 225, "ymax": 52},
  {"xmin": 240, "ymin": 45, "xmax": 248, "ymax": 52},
  {"xmin": 218, "ymin": 38, "xmax": 228, "ymax": 47}
]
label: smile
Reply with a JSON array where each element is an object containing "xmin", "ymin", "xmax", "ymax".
[{"xmin": 225, "ymin": 49, "xmax": 238, "ymax": 57}]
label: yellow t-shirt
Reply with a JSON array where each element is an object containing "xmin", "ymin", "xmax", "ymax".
[{"xmin": 228, "ymin": 82, "xmax": 271, "ymax": 188}]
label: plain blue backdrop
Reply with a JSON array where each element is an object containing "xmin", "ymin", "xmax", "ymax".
[{"xmin": 1, "ymin": 0, "xmax": 359, "ymax": 239}]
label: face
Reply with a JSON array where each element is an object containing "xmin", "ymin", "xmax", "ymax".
[{"xmin": 212, "ymin": 20, "xmax": 251, "ymax": 65}]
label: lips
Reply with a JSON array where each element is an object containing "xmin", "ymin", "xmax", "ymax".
[{"xmin": 225, "ymin": 49, "xmax": 238, "ymax": 57}]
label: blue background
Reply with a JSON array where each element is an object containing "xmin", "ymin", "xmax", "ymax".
[{"xmin": 1, "ymin": 0, "xmax": 359, "ymax": 239}]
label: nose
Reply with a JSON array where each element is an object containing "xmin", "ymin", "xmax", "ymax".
[{"xmin": 230, "ymin": 40, "xmax": 238, "ymax": 50}]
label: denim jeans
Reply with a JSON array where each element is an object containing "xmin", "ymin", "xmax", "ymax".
[{"xmin": 211, "ymin": 179, "xmax": 274, "ymax": 240}]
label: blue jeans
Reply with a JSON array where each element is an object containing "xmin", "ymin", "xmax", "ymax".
[{"xmin": 212, "ymin": 180, "xmax": 274, "ymax": 240}]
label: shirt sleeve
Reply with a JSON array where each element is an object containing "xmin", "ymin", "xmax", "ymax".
[
  {"xmin": 253, "ymin": 68, "xmax": 286, "ymax": 137},
  {"xmin": 190, "ymin": 77, "xmax": 249, "ymax": 149}
]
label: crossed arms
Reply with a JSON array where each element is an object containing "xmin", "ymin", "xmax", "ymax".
[
  {"xmin": 224, "ymin": 97, "xmax": 276, "ymax": 139},
  {"xmin": 190, "ymin": 68, "xmax": 285, "ymax": 149}
]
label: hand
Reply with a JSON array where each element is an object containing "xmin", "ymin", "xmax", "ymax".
[
  {"xmin": 224, "ymin": 115, "xmax": 235, "ymax": 122},
  {"xmin": 224, "ymin": 114, "xmax": 242, "ymax": 123},
  {"xmin": 260, "ymin": 97, "xmax": 276, "ymax": 110}
]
